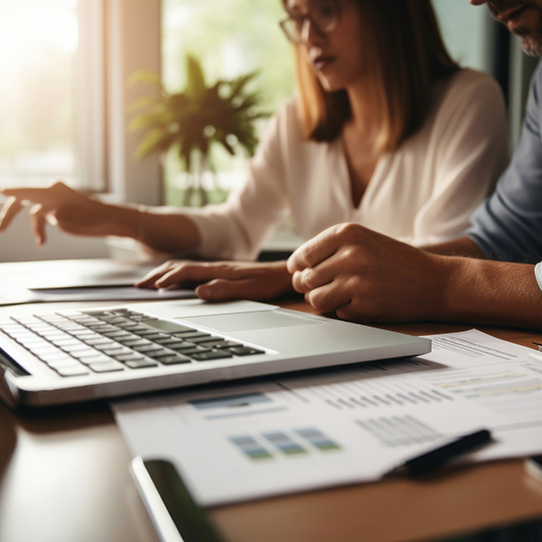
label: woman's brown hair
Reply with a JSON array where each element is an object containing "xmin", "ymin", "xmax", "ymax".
[{"xmin": 290, "ymin": 0, "xmax": 459, "ymax": 153}]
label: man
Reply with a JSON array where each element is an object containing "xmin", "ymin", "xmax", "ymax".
[{"xmin": 287, "ymin": 0, "xmax": 542, "ymax": 328}]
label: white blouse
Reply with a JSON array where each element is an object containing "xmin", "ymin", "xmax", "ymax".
[
  {"xmin": 536, "ymin": 262, "xmax": 542, "ymax": 292},
  {"xmin": 181, "ymin": 69, "xmax": 508, "ymax": 260}
]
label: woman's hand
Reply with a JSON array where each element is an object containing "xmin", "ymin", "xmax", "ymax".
[
  {"xmin": 287, "ymin": 222, "xmax": 446, "ymax": 323},
  {"xmin": 136, "ymin": 259, "xmax": 295, "ymax": 302},
  {"xmin": 0, "ymin": 181, "xmax": 115, "ymax": 246}
]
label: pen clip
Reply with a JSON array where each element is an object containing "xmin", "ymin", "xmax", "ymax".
[{"xmin": 386, "ymin": 428, "xmax": 493, "ymax": 478}]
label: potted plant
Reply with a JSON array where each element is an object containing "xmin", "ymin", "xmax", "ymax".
[{"xmin": 129, "ymin": 54, "xmax": 268, "ymax": 207}]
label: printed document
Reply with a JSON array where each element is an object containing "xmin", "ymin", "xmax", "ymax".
[{"xmin": 113, "ymin": 329, "xmax": 542, "ymax": 506}]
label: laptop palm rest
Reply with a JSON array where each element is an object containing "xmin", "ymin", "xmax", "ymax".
[{"xmin": 183, "ymin": 310, "xmax": 322, "ymax": 333}]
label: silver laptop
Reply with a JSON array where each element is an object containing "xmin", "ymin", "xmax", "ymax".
[{"xmin": 0, "ymin": 299, "xmax": 431, "ymax": 408}]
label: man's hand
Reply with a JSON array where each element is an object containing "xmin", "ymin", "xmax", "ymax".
[
  {"xmin": 0, "ymin": 181, "xmax": 110, "ymax": 246},
  {"xmin": 136, "ymin": 259, "xmax": 294, "ymax": 302},
  {"xmin": 287, "ymin": 223, "xmax": 446, "ymax": 323}
]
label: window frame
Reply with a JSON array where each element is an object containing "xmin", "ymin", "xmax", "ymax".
[
  {"xmin": 80, "ymin": 0, "xmax": 163, "ymax": 206},
  {"xmin": 77, "ymin": 0, "xmax": 107, "ymax": 193}
]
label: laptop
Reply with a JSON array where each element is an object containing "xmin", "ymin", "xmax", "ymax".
[{"xmin": 0, "ymin": 299, "xmax": 431, "ymax": 408}]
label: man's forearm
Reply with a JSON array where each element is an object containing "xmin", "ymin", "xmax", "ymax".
[
  {"xmin": 438, "ymin": 256, "xmax": 542, "ymax": 329},
  {"xmin": 423, "ymin": 235, "xmax": 486, "ymax": 258}
]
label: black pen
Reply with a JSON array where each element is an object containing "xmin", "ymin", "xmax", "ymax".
[{"xmin": 386, "ymin": 428, "xmax": 492, "ymax": 477}]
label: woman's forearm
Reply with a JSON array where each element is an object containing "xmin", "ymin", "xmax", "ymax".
[{"xmin": 103, "ymin": 203, "xmax": 201, "ymax": 255}]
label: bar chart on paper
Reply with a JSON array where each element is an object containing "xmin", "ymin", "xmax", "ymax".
[{"xmin": 113, "ymin": 358, "xmax": 487, "ymax": 506}]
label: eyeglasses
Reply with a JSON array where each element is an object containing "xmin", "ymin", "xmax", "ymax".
[{"xmin": 279, "ymin": 0, "xmax": 341, "ymax": 44}]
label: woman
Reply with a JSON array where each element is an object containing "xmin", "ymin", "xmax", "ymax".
[{"xmin": 0, "ymin": 0, "xmax": 507, "ymax": 301}]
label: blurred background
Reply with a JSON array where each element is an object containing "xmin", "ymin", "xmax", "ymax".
[{"xmin": 0, "ymin": 0, "xmax": 537, "ymax": 260}]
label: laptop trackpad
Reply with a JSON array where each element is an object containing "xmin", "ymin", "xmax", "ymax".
[{"xmin": 183, "ymin": 310, "xmax": 322, "ymax": 333}]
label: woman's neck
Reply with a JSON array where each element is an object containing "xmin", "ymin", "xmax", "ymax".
[
  {"xmin": 341, "ymin": 83, "xmax": 382, "ymax": 208},
  {"xmin": 345, "ymin": 82, "xmax": 379, "ymax": 141}
]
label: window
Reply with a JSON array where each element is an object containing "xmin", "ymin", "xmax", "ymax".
[
  {"xmin": 160, "ymin": 0, "xmax": 295, "ymax": 205},
  {"xmin": 431, "ymin": 0, "xmax": 491, "ymax": 72},
  {"xmin": 0, "ymin": 1, "xmax": 80, "ymax": 188}
]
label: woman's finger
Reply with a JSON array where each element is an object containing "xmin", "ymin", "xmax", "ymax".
[
  {"xmin": 29, "ymin": 204, "xmax": 49, "ymax": 246},
  {"xmin": 153, "ymin": 262, "xmax": 240, "ymax": 289},
  {"xmin": 135, "ymin": 261, "xmax": 179, "ymax": 288},
  {"xmin": 0, "ymin": 196, "xmax": 25, "ymax": 231},
  {"xmin": 195, "ymin": 278, "xmax": 251, "ymax": 301}
]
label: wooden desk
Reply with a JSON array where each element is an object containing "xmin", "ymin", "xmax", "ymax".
[{"xmin": 0, "ymin": 298, "xmax": 541, "ymax": 542}]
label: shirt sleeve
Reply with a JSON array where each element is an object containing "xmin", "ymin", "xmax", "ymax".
[
  {"xmin": 409, "ymin": 70, "xmax": 509, "ymax": 246},
  {"xmin": 467, "ymin": 61, "xmax": 542, "ymax": 263},
  {"xmin": 536, "ymin": 262, "xmax": 542, "ymax": 292},
  {"xmin": 181, "ymin": 102, "xmax": 296, "ymax": 261}
]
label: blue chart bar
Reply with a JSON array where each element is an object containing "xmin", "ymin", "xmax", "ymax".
[
  {"xmin": 230, "ymin": 435, "xmax": 272, "ymax": 461},
  {"xmin": 262, "ymin": 431, "xmax": 307, "ymax": 455},
  {"xmin": 230, "ymin": 427, "xmax": 342, "ymax": 461},
  {"xmin": 295, "ymin": 427, "xmax": 341, "ymax": 452}
]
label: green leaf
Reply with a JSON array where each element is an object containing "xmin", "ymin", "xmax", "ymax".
[
  {"xmin": 135, "ymin": 129, "xmax": 174, "ymax": 159},
  {"xmin": 128, "ymin": 52, "xmax": 269, "ymax": 167},
  {"xmin": 129, "ymin": 109, "xmax": 170, "ymax": 132},
  {"xmin": 128, "ymin": 70, "xmax": 164, "ymax": 89},
  {"xmin": 185, "ymin": 54, "xmax": 206, "ymax": 97},
  {"xmin": 128, "ymin": 96, "xmax": 162, "ymax": 112},
  {"xmin": 229, "ymin": 72, "xmax": 257, "ymax": 98}
]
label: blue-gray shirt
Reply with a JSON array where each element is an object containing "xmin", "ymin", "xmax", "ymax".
[{"xmin": 467, "ymin": 61, "xmax": 542, "ymax": 264}]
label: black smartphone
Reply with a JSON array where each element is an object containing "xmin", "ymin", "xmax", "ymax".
[
  {"xmin": 525, "ymin": 455, "xmax": 542, "ymax": 482},
  {"xmin": 131, "ymin": 457, "xmax": 226, "ymax": 542}
]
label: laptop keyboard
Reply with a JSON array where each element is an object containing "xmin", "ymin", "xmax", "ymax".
[{"xmin": 0, "ymin": 308, "xmax": 265, "ymax": 377}]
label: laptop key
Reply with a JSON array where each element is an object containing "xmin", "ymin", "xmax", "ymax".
[
  {"xmin": 177, "ymin": 346, "xmax": 211, "ymax": 356},
  {"xmin": 88, "ymin": 361, "xmax": 125, "ymax": 373},
  {"xmin": 191, "ymin": 351, "xmax": 233, "ymax": 361},
  {"xmin": 101, "ymin": 347, "xmax": 133, "ymax": 357},
  {"xmin": 47, "ymin": 358, "xmax": 83, "ymax": 369},
  {"xmin": 153, "ymin": 338, "xmax": 188, "ymax": 347},
  {"xmin": 118, "ymin": 338, "xmax": 152, "ymax": 347},
  {"xmin": 201, "ymin": 340, "xmax": 241, "ymax": 349},
  {"xmin": 227, "ymin": 346, "xmax": 264, "ymax": 356},
  {"xmin": 125, "ymin": 359, "xmax": 159, "ymax": 369},
  {"xmin": 101, "ymin": 330, "xmax": 135, "ymax": 339},
  {"xmin": 39, "ymin": 352, "xmax": 74, "ymax": 364},
  {"xmin": 136, "ymin": 332, "xmax": 170, "ymax": 341},
  {"xmin": 154, "ymin": 353, "xmax": 191, "ymax": 365},
  {"xmin": 188, "ymin": 335, "xmax": 222, "ymax": 344},
  {"xmin": 84, "ymin": 337, "xmax": 116, "ymax": 347},
  {"xmin": 172, "ymin": 331, "xmax": 211, "ymax": 339},
  {"xmin": 71, "ymin": 348, "xmax": 104, "ymax": 359},
  {"xmin": 132, "ymin": 344, "xmax": 166, "ymax": 354},
  {"xmin": 55, "ymin": 365, "xmax": 90, "ymax": 377},
  {"xmin": 79, "ymin": 354, "xmax": 116, "ymax": 365},
  {"xmin": 114, "ymin": 353, "xmax": 148, "ymax": 363},
  {"xmin": 145, "ymin": 348, "xmax": 178, "ymax": 359}
]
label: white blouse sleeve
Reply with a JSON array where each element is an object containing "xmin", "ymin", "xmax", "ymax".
[
  {"xmin": 535, "ymin": 262, "xmax": 542, "ymax": 292},
  {"xmin": 182, "ymin": 103, "xmax": 295, "ymax": 261},
  {"xmin": 410, "ymin": 71, "xmax": 509, "ymax": 246}
]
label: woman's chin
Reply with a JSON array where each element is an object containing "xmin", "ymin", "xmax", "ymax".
[{"xmin": 315, "ymin": 74, "xmax": 344, "ymax": 93}]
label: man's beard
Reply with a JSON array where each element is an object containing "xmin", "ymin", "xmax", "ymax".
[
  {"xmin": 515, "ymin": 23, "xmax": 542, "ymax": 56},
  {"xmin": 487, "ymin": 0, "xmax": 542, "ymax": 56}
]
